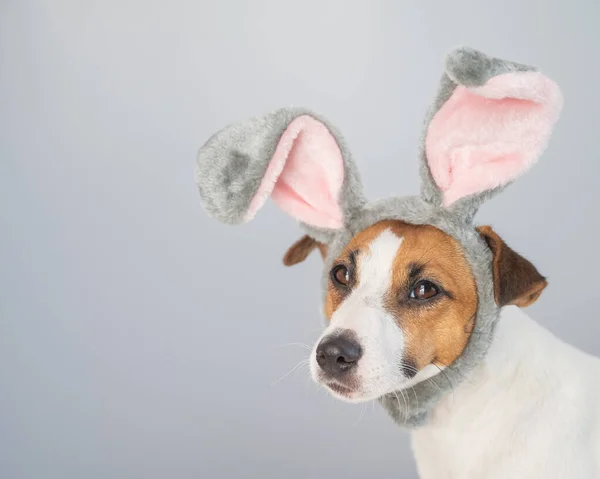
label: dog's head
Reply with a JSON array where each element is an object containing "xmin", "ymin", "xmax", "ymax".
[
  {"xmin": 196, "ymin": 47, "xmax": 562, "ymax": 423},
  {"xmin": 284, "ymin": 221, "xmax": 546, "ymax": 403}
]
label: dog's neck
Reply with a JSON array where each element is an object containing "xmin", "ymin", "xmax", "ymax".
[
  {"xmin": 424, "ymin": 306, "xmax": 557, "ymax": 426},
  {"xmin": 410, "ymin": 306, "xmax": 594, "ymax": 477}
]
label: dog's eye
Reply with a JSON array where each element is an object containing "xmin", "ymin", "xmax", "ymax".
[
  {"xmin": 331, "ymin": 265, "xmax": 350, "ymax": 286},
  {"xmin": 410, "ymin": 280, "xmax": 439, "ymax": 300}
]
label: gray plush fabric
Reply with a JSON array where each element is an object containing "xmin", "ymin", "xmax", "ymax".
[
  {"xmin": 196, "ymin": 107, "xmax": 366, "ymax": 244},
  {"xmin": 195, "ymin": 47, "xmax": 553, "ymax": 427},
  {"xmin": 418, "ymin": 47, "xmax": 537, "ymax": 222}
]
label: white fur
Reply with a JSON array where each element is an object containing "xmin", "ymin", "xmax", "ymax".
[
  {"xmin": 310, "ymin": 229, "xmax": 411, "ymax": 402},
  {"xmin": 411, "ymin": 306, "xmax": 600, "ymax": 478}
]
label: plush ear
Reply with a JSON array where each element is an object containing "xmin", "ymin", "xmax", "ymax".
[
  {"xmin": 477, "ymin": 226, "xmax": 547, "ymax": 307},
  {"xmin": 196, "ymin": 108, "xmax": 365, "ymax": 235},
  {"xmin": 282, "ymin": 235, "xmax": 328, "ymax": 266},
  {"xmin": 420, "ymin": 47, "xmax": 563, "ymax": 219}
]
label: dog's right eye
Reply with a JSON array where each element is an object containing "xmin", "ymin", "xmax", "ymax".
[
  {"xmin": 331, "ymin": 265, "xmax": 350, "ymax": 286},
  {"xmin": 410, "ymin": 280, "xmax": 439, "ymax": 300}
]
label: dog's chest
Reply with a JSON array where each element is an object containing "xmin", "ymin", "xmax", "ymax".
[
  {"xmin": 410, "ymin": 414, "xmax": 529, "ymax": 478},
  {"xmin": 411, "ymin": 415, "xmax": 600, "ymax": 479},
  {"xmin": 409, "ymin": 377, "xmax": 521, "ymax": 478},
  {"xmin": 408, "ymin": 308, "xmax": 600, "ymax": 478}
]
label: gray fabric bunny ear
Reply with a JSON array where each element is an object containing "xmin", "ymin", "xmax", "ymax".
[
  {"xmin": 419, "ymin": 47, "xmax": 563, "ymax": 220},
  {"xmin": 196, "ymin": 108, "xmax": 365, "ymax": 239}
]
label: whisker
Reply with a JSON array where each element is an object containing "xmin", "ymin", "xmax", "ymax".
[
  {"xmin": 392, "ymin": 391, "xmax": 408, "ymax": 422},
  {"xmin": 386, "ymin": 377, "xmax": 412, "ymax": 423},
  {"xmin": 275, "ymin": 342, "xmax": 312, "ymax": 351},
  {"xmin": 352, "ymin": 403, "xmax": 368, "ymax": 426},
  {"xmin": 414, "ymin": 238, "xmax": 437, "ymax": 265},
  {"xmin": 426, "ymin": 377, "xmax": 443, "ymax": 393},
  {"xmin": 270, "ymin": 359, "xmax": 310, "ymax": 386},
  {"xmin": 399, "ymin": 388, "xmax": 410, "ymax": 422},
  {"xmin": 435, "ymin": 360, "xmax": 474, "ymax": 386},
  {"xmin": 411, "ymin": 385, "xmax": 420, "ymax": 412}
]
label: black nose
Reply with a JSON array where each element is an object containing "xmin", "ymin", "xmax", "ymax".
[{"xmin": 316, "ymin": 333, "xmax": 362, "ymax": 377}]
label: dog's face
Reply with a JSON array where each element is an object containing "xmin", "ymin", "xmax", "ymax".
[
  {"xmin": 311, "ymin": 220, "xmax": 478, "ymax": 403},
  {"xmin": 285, "ymin": 220, "xmax": 547, "ymax": 403}
]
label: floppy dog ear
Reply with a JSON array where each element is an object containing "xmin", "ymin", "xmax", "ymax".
[
  {"xmin": 282, "ymin": 235, "xmax": 328, "ymax": 266},
  {"xmin": 420, "ymin": 47, "xmax": 563, "ymax": 220},
  {"xmin": 196, "ymin": 108, "xmax": 365, "ymax": 236},
  {"xmin": 477, "ymin": 226, "xmax": 547, "ymax": 307}
]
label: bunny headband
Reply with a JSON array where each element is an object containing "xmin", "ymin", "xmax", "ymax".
[{"xmin": 195, "ymin": 47, "xmax": 563, "ymax": 426}]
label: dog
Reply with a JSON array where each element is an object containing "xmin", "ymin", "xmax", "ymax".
[
  {"xmin": 284, "ymin": 226, "xmax": 600, "ymax": 477},
  {"xmin": 196, "ymin": 46, "xmax": 600, "ymax": 477}
]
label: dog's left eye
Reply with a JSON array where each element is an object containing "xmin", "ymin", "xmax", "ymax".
[
  {"xmin": 410, "ymin": 280, "xmax": 439, "ymax": 300},
  {"xmin": 331, "ymin": 265, "xmax": 350, "ymax": 286}
]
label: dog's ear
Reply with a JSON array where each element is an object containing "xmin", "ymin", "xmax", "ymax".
[
  {"xmin": 477, "ymin": 226, "xmax": 547, "ymax": 307},
  {"xmin": 283, "ymin": 235, "xmax": 328, "ymax": 266}
]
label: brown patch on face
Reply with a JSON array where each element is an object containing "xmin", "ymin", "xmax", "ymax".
[
  {"xmin": 325, "ymin": 220, "xmax": 478, "ymax": 372},
  {"xmin": 385, "ymin": 222, "xmax": 478, "ymax": 371}
]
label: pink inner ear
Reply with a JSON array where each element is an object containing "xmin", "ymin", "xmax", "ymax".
[
  {"xmin": 425, "ymin": 72, "xmax": 563, "ymax": 207},
  {"xmin": 244, "ymin": 115, "xmax": 345, "ymax": 229}
]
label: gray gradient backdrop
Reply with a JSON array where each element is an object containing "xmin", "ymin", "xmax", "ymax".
[{"xmin": 2, "ymin": 1, "xmax": 599, "ymax": 478}]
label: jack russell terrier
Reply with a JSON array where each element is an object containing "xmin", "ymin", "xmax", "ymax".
[
  {"xmin": 284, "ymin": 225, "xmax": 600, "ymax": 477},
  {"xmin": 195, "ymin": 46, "xmax": 600, "ymax": 477}
]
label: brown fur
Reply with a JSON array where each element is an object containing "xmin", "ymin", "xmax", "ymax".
[
  {"xmin": 477, "ymin": 226, "xmax": 547, "ymax": 307},
  {"xmin": 283, "ymin": 235, "xmax": 328, "ymax": 266}
]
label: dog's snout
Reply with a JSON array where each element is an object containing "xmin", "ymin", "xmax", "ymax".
[{"xmin": 316, "ymin": 333, "xmax": 362, "ymax": 377}]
